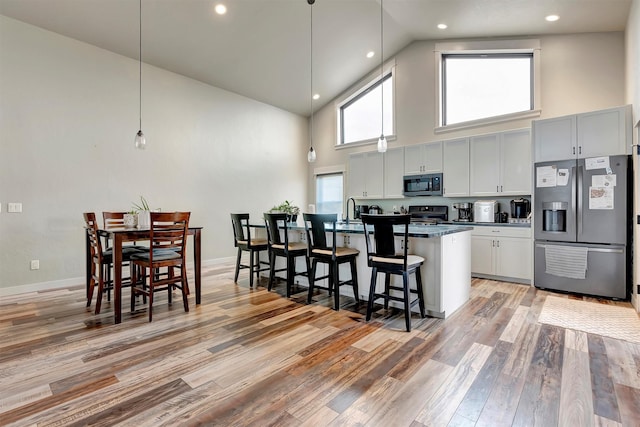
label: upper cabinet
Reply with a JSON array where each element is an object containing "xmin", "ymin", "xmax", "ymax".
[
  {"xmin": 347, "ymin": 151, "xmax": 384, "ymax": 199},
  {"xmin": 404, "ymin": 141, "xmax": 443, "ymax": 175},
  {"xmin": 533, "ymin": 105, "xmax": 632, "ymax": 162},
  {"xmin": 384, "ymin": 147, "xmax": 405, "ymax": 198},
  {"xmin": 442, "ymin": 138, "xmax": 470, "ymax": 197},
  {"xmin": 470, "ymin": 129, "xmax": 531, "ymax": 196}
]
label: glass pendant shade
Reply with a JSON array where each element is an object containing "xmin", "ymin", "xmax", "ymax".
[
  {"xmin": 377, "ymin": 134, "xmax": 387, "ymax": 153},
  {"xmin": 134, "ymin": 130, "xmax": 146, "ymax": 149},
  {"xmin": 307, "ymin": 146, "xmax": 316, "ymax": 162}
]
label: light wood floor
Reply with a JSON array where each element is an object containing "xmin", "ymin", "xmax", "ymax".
[{"xmin": 1, "ymin": 262, "xmax": 639, "ymax": 426}]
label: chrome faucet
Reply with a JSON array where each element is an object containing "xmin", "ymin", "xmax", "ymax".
[{"xmin": 346, "ymin": 197, "xmax": 356, "ymax": 224}]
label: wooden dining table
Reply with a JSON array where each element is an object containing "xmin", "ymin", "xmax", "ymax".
[{"xmin": 86, "ymin": 226, "xmax": 203, "ymax": 324}]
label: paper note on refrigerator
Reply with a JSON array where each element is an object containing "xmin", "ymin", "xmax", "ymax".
[
  {"xmin": 585, "ymin": 156, "xmax": 610, "ymax": 170},
  {"xmin": 589, "ymin": 186, "xmax": 614, "ymax": 209},
  {"xmin": 592, "ymin": 174, "xmax": 617, "ymax": 187},
  {"xmin": 557, "ymin": 169, "xmax": 570, "ymax": 186},
  {"xmin": 536, "ymin": 165, "xmax": 557, "ymax": 187}
]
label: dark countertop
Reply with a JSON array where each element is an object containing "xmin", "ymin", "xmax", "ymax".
[
  {"xmin": 443, "ymin": 221, "xmax": 531, "ymax": 228},
  {"xmin": 285, "ymin": 222, "xmax": 473, "ymax": 238}
]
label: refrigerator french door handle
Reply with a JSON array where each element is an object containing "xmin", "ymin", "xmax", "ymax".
[{"xmin": 576, "ymin": 164, "xmax": 583, "ymax": 238}]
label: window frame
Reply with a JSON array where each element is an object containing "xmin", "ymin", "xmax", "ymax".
[
  {"xmin": 435, "ymin": 39, "xmax": 541, "ymax": 133},
  {"xmin": 336, "ymin": 62, "xmax": 396, "ymax": 148}
]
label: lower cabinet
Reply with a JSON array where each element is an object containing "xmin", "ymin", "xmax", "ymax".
[{"xmin": 470, "ymin": 226, "xmax": 532, "ymax": 283}]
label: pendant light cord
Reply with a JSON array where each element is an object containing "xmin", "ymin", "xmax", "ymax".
[
  {"xmin": 310, "ymin": 0, "xmax": 314, "ymax": 150},
  {"xmin": 380, "ymin": 0, "xmax": 384, "ymax": 137},
  {"xmin": 139, "ymin": 0, "xmax": 142, "ymax": 131}
]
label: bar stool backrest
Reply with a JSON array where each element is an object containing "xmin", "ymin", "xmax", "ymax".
[
  {"xmin": 361, "ymin": 214, "xmax": 411, "ymax": 270},
  {"xmin": 264, "ymin": 212, "xmax": 289, "ymax": 247},
  {"xmin": 303, "ymin": 213, "xmax": 337, "ymax": 256}
]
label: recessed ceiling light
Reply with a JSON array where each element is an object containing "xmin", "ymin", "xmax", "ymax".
[
  {"xmin": 215, "ymin": 4, "xmax": 227, "ymax": 15},
  {"xmin": 313, "ymin": 94, "xmax": 320, "ymax": 100},
  {"xmin": 366, "ymin": 51, "xmax": 375, "ymax": 58},
  {"xmin": 545, "ymin": 15, "xmax": 559, "ymax": 22},
  {"xmin": 437, "ymin": 23, "xmax": 448, "ymax": 30}
]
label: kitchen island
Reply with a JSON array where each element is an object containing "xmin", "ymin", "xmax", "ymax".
[{"xmin": 266, "ymin": 222, "xmax": 472, "ymax": 319}]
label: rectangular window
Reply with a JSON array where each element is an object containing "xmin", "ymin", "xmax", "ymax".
[
  {"xmin": 338, "ymin": 68, "xmax": 394, "ymax": 145},
  {"xmin": 315, "ymin": 173, "xmax": 343, "ymax": 215},
  {"xmin": 442, "ymin": 53, "xmax": 533, "ymax": 126}
]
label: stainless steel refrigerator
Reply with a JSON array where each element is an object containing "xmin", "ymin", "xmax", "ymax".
[{"xmin": 534, "ymin": 154, "xmax": 631, "ymax": 299}]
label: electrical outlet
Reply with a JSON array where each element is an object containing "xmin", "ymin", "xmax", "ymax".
[
  {"xmin": 8, "ymin": 203, "xmax": 22, "ymax": 213},
  {"xmin": 30, "ymin": 260, "xmax": 39, "ymax": 270}
]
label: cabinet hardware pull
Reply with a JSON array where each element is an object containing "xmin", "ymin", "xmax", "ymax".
[{"xmin": 573, "ymin": 147, "xmax": 576, "ymax": 155}]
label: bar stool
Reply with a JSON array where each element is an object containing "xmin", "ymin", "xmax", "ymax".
[
  {"xmin": 263, "ymin": 212, "xmax": 309, "ymax": 297},
  {"xmin": 230, "ymin": 213, "xmax": 269, "ymax": 288},
  {"xmin": 303, "ymin": 213, "xmax": 359, "ymax": 311},
  {"xmin": 361, "ymin": 214, "xmax": 425, "ymax": 332}
]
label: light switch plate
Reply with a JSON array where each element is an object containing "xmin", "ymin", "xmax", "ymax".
[{"xmin": 8, "ymin": 203, "xmax": 22, "ymax": 213}]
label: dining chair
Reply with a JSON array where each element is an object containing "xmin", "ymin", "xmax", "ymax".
[
  {"xmin": 230, "ymin": 213, "xmax": 269, "ymax": 288},
  {"xmin": 361, "ymin": 214, "xmax": 425, "ymax": 332},
  {"xmin": 129, "ymin": 212, "xmax": 191, "ymax": 322},
  {"xmin": 101, "ymin": 211, "xmax": 150, "ymax": 299},
  {"xmin": 263, "ymin": 212, "xmax": 309, "ymax": 297},
  {"xmin": 83, "ymin": 212, "xmax": 140, "ymax": 314},
  {"xmin": 303, "ymin": 213, "xmax": 360, "ymax": 311}
]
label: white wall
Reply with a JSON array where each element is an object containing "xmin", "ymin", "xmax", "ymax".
[
  {"xmin": 626, "ymin": 0, "xmax": 640, "ymax": 311},
  {"xmin": 310, "ymin": 32, "xmax": 626, "ymax": 175},
  {"xmin": 0, "ymin": 16, "xmax": 309, "ymax": 293}
]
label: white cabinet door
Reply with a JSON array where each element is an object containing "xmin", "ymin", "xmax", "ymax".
[
  {"xmin": 348, "ymin": 151, "xmax": 384, "ymax": 199},
  {"xmin": 423, "ymin": 141, "xmax": 443, "ymax": 173},
  {"xmin": 404, "ymin": 145, "xmax": 425, "ymax": 175},
  {"xmin": 364, "ymin": 151, "xmax": 384, "ymax": 198},
  {"xmin": 577, "ymin": 106, "xmax": 630, "ymax": 158},
  {"xmin": 348, "ymin": 153, "xmax": 367, "ymax": 198},
  {"xmin": 534, "ymin": 105, "xmax": 631, "ymax": 162},
  {"xmin": 443, "ymin": 138, "xmax": 469, "ymax": 197},
  {"xmin": 500, "ymin": 129, "xmax": 532, "ymax": 195},
  {"xmin": 533, "ymin": 115, "xmax": 576, "ymax": 162},
  {"xmin": 384, "ymin": 147, "xmax": 404, "ymax": 198},
  {"xmin": 470, "ymin": 134, "xmax": 500, "ymax": 196},
  {"xmin": 404, "ymin": 141, "xmax": 442, "ymax": 175},
  {"xmin": 495, "ymin": 237, "xmax": 532, "ymax": 281},
  {"xmin": 471, "ymin": 235, "xmax": 495, "ymax": 275}
]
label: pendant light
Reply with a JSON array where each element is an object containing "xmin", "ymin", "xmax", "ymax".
[
  {"xmin": 134, "ymin": 0, "xmax": 146, "ymax": 150},
  {"xmin": 377, "ymin": 0, "xmax": 387, "ymax": 153},
  {"xmin": 307, "ymin": 0, "xmax": 317, "ymax": 163}
]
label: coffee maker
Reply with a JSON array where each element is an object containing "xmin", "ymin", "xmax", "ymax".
[{"xmin": 452, "ymin": 202, "xmax": 473, "ymax": 222}]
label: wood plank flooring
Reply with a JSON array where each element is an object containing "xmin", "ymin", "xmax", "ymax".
[{"xmin": 1, "ymin": 262, "xmax": 639, "ymax": 426}]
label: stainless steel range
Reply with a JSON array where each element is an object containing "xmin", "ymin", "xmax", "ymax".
[{"xmin": 408, "ymin": 205, "xmax": 448, "ymax": 224}]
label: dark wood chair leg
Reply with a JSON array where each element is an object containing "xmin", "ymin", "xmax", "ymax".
[
  {"xmin": 268, "ymin": 251, "xmax": 275, "ymax": 291},
  {"xmin": 249, "ymin": 249, "xmax": 255, "ymax": 288},
  {"xmin": 350, "ymin": 258, "xmax": 359, "ymax": 304},
  {"xmin": 234, "ymin": 248, "xmax": 242, "ymax": 283},
  {"xmin": 181, "ymin": 270, "xmax": 189, "ymax": 313},
  {"xmin": 366, "ymin": 267, "xmax": 378, "ymax": 321},
  {"xmin": 307, "ymin": 259, "xmax": 317, "ymax": 304},
  {"xmin": 333, "ymin": 262, "xmax": 340, "ymax": 311},
  {"xmin": 415, "ymin": 268, "xmax": 426, "ymax": 318},
  {"xmin": 403, "ymin": 271, "xmax": 411, "ymax": 332},
  {"xmin": 286, "ymin": 255, "xmax": 294, "ymax": 298},
  {"xmin": 384, "ymin": 273, "xmax": 391, "ymax": 309},
  {"xmin": 148, "ymin": 284, "xmax": 154, "ymax": 322}
]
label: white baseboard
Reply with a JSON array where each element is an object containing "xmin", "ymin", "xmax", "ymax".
[{"xmin": 0, "ymin": 257, "xmax": 235, "ymax": 297}]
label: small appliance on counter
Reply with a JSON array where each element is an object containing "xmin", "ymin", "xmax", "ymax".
[
  {"xmin": 474, "ymin": 200, "xmax": 499, "ymax": 223},
  {"xmin": 510, "ymin": 198, "xmax": 531, "ymax": 219},
  {"xmin": 452, "ymin": 202, "xmax": 473, "ymax": 222},
  {"xmin": 494, "ymin": 211, "xmax": 509, "ymax": 223},
  {"xmin": 368, "ymin": 205, "xmax": 382, "ymax": 215},
  {"xmin": 354, "ymin": 205, "xmax": 369, "ymax": 219}
]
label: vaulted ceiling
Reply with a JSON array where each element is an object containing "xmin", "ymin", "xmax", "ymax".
[{"xmin": 0, "ymin": 0, "xmax": 632, "ymax": 116}]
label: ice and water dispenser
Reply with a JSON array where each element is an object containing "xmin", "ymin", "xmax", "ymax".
[{"xmin": 542, "ymin": 202, "xmax": 567, "ymax": 232}]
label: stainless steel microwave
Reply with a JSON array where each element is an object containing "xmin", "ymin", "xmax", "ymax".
[{"xmin": 403, "ymin": 173, "xmax": 443, "ymax": 196}]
